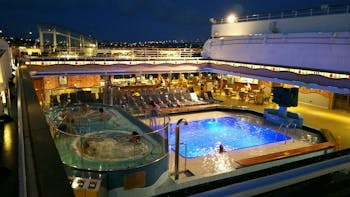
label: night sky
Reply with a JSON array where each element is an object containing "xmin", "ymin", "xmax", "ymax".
[{"xmin": 1, "ymin": 0, "xmax": 350, "ymax": 42}]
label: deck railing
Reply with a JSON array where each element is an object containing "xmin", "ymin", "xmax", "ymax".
[
  {"xmin": 211, "ymin": 4, "xmax": 350, "ymax": 24},
  {"xmin": 17, "ymin": 67, "xmax": 74, "ymax": 197}
]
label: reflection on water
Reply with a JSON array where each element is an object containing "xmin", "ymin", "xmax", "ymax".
[{"xmin": 202, "ymin": 150, "xmax": 235, "ymax": 173}]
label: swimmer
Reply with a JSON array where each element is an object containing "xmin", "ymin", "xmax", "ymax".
[
  {"xmin": 99, "ymin": 108, "xmax": 107, "ymax": 116},
  {"xmin": 219, "ymin": 144, "xmax": 225, "ymax": 153},
  {"xmin": 59, "ymin": 107, "xmax": 78, "ymax": 125},
  {"xmin": 149, "ymin": 100, "xmax": 160, "ymax": 127},
  {"xmin": 81, "ymin": 140, "xmax": 97, "ymax": 156},
  {"xmin": 99, "ymin": 108, "xmax": 108, "ymax": 120},
  {"xmin": 58, "ymin": 107, "xmax": 68, "ymax": 119},
  {"xmin": 81, "ymin": 104, "xmax": 90, "ymax": 113},
  {"xmin": 129, "ymin": 131, "xmax": 141, "ymax": 144}
]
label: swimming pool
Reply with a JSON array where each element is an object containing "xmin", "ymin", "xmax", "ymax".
[{"xmin": 169, "ymin": 116, "xmax": 290, "ymax": 158}]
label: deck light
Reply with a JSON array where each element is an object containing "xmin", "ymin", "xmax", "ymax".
[{"xmin": 226, "ymin": 14, "xmax": 237, "ymax": 23}]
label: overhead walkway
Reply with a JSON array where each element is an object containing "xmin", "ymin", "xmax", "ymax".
[{"xmin": 38, "ymin": 24, "xmax": 97, "ymax": 56}]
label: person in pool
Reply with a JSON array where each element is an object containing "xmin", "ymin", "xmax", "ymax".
[
  {"xmin": 58, "ymin": 108, "xmax": 78, "ymax": 133},
  {"xmin": 81, "ymin": 104, "xmax": 90, "ymax": 113},
  {"xmin": 129, "ymin": 131, "xmax": 141, "ymax": 144},
  {"xmin": 149, "ymin": 100, "xmax": 160, "ymax": 127},
  {"xmin": 81, "ymin": 140, "xmax": 97, "ymax": 156},
  {"xmin": 99, "ymin": 108, "xmax": 108, "ymax": 119},
  {"xmin": 219, "ymin": 144, "xmax": 225, "ymax": 153}
]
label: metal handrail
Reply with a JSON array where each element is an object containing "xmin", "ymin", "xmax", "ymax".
[
  {"xmin": 212, "ymin": 4, "xmax": 350, "ymax": 24},
  {"xmin": 278, "ymin": 121, "xmax": 297, "ymax": 144}
]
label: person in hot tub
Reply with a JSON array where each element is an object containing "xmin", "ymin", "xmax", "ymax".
[
  {"xmin": 81, "ymin": 139, "xmax": 97, "ymax": 156},
  {"xmin": 99, "ymin": 108, "xmax": 110, "ymax": 120},
  {"xmin": 149, "ymin": 100, "xmax": 160, "ymax": 127},
  {"xmin": 129, "ymin": 131, "xmax": 141, "ymax": 144}
]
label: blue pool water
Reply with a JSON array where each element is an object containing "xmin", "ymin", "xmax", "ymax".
[{"xmin": 169, "ymin": 116, "xmax": 290, "ymax": 158}]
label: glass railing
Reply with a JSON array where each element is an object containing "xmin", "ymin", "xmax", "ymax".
[
  {"xmin": 25, "ymin": 47, "xmax": 201, "ymax": 61},
  {"xmin": 46, "ymin": 104, "xmax": 170, "ymax": 171}
]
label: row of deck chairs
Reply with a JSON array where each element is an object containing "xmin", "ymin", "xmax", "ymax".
[
  {"xmin": 50, "ymin": 91, "xmax": 102, "ymax": 106},
  {"xmin": 112, "ymin": 87, "xmax": 221, "ymax": 114},
  {"xmin": 49, "ymin": 87, "xmax": 222, "ymax": 112}
]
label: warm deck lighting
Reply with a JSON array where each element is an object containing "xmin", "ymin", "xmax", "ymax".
[{"xmin": 226, "ymin": 14, "xmax": 237, "ymax": 23}]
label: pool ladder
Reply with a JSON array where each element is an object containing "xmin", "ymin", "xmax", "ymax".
[{"xmin": 278, "ymin": 121, "xmax": 297, "ymax": 144}]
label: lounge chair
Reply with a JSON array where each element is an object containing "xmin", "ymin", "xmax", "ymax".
[
  {"xmin": 50, "ymin": 95, "xmax": 59, "ymax": 106},
  {"xmin": 189, "ymin": 92, "xmax": 207, "ymax": 105}
]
